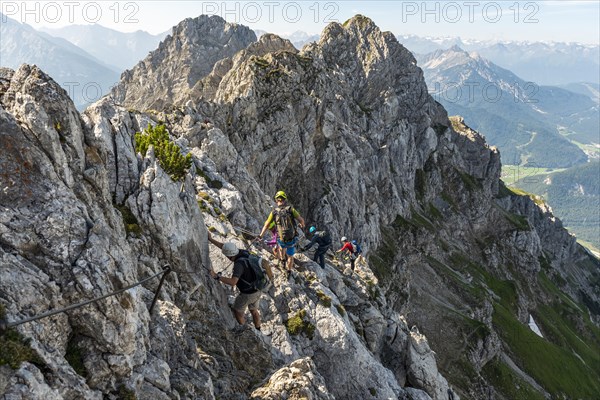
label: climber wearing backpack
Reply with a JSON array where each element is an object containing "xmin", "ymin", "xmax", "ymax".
[
  {"xmin": 336, "ymin": 236, "xmax": 356, "ymax": 271},
  {"xmin": 301, "ymin": 226, "xmax": 332, "ymax": 269},
  {"xmin": 208, "ymin": 233, "xmax": 274, "ymax": 332},
  {"xmin": 258, "ymin": 191, "xmax": 305, "ymax": 278},
  {"xmin": 351, "ymin": 239, "xmax": 365, "ymax": 266},
  {"xmin": 265, "ymin": 221, "xmax": 281, "ymax": 260}
]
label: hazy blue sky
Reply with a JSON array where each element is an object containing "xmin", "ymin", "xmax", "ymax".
[{"xmin": 4, "ymin": 1, "xmax": 599, "ymax": 44}]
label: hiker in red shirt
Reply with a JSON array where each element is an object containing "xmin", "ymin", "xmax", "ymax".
[{"xmin": 336, "ymin": 236, "xmax": 356, "ymax": 270}]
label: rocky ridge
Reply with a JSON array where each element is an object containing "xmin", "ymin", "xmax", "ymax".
[
  {"xmin": 1, "ymin": 14, "xmax": 599, "ymax": 400},
  {"xmin": 0, "ymin": 62, "xmax": 450, "ymax": 400}
]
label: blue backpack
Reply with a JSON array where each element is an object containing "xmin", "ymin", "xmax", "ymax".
[{"xmin": 351, "ymin": 240, "xmax": 362, "ymax": 254}]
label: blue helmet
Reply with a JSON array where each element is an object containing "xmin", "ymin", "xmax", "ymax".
[
  {"xmin": 351, "ymin": 240, "xmax": 357, "ymax": 245},
  {"xmin": 309, "ymin": 226, "xmax": 316, "ymax": 234}
]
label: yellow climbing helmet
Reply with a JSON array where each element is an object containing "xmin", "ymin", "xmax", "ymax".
[{"xmin": 274, "ymin": 191, "xmax": 287, "ymax": 200}]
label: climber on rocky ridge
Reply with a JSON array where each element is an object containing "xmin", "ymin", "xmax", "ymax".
[
  {"xmin": 352, "ymin": 239, "xmax": 365, "ymax": 266},
  {"xmin": 336, "ymin": 236, "xmax": 356, "ymax": 271},
  {"xmin": 208, "ymin": 233, "xmax": 273, "ymax": 332},
  {"xmin": 301, "ymin": 225, "xmax": 332, "ymax": 269},
  {"xmin": 258, "ymin": 191, "xmax": 305, "ymax": 278}
]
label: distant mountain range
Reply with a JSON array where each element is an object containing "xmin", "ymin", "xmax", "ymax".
[
  {"xmin": 1, "ymin": 15, "xmax": 168, "ymax": 109},
  {"xmin": 39, "ymin": 24, "xmax": 168, "ymax": 71},
  {"xmin": 0, "ymin": 14, "xmax": 120, "ymax": 109},
  {"xmin": 3, "ymin": 15, "xmax": 598, "ymax": 139},
  {"xmin": 557, "ymin": 82, "xmax": 600, "ymax": 104},
  {"xmin": 398, "ymin": 35, "xmax": 600, "ymax": 86},
  {"xmin": 416, "ymin": 46, "xmax": 597, "ymax": 168}
]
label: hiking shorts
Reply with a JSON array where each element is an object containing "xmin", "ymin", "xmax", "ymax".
[
  {"xmin": 233, "ymin": 290, "xmax": 262, "ymax": 312},
  {"xmin": 277, "ymin": 237, "xmax": 297, "ymax": 256}
]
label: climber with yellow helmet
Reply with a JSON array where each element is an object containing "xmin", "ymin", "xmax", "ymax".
[{"xmin": 258, "ymin": 191, "xmax": 305, "ymax": 278}]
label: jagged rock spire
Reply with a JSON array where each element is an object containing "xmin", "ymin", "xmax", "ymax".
[{"xmin": 111, "ymin": 15, "xmax": 256, "ymax": 110}]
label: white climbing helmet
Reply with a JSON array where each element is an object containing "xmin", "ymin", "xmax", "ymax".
[
  {"xmin": 341, "ymin": 236, "xmax": 348, "ymax": 242},
  {"xmin": 222, "ymin": 242, "xmax": 239, "ymax": 257}
]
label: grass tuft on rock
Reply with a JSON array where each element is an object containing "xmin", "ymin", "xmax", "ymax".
[
  {"xmin": 285, "ymin": 310, "xmax": 316, "ymax": 339},
  {"xmin": 0, "ymin": 304, "xmax": 44, "ymax": 370}
]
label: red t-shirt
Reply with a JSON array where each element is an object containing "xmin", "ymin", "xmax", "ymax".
[{"xmin": 340, "ymin": 242, "xmax": 354, "ymax": 253}]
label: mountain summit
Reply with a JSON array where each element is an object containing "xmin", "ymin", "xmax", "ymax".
[{"xmin": 111, "ymin": 15, "xmax": 256, "ymax": 110}]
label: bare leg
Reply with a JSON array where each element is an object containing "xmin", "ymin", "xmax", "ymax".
[
  {"xmin": 250, "ymin": 309, "xmax": 261, "ymax": 329},
  {"xmin": 233, "ymin": 309, "xmax": 246, "ymax": 325}
]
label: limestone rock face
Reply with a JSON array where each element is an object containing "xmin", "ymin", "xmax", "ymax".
[
  {"xmin": 192, "ymin": 33, "xmax": 298, "ymax": 102},
  {"xmin": 1, "ymin": 13, "xmax": 598, "ymax": 400},
  {"xmin": 250, "ymin": 357, "xmax": 334, "ymax": 400},
  {"xmin": 407, "ymin": 329, "xmax": 450, "ymax": 399},
  {"xmin": 81, "ymin": 97, "xmax": 144, "ymax": 204},
  {"xmin": 2, "ymin": 64, "xmax": 85, "ymax": 187},
  {"xmin": 1, "ymin": 59, "xmax": 430, "ymax": 400},
  {"xmin": 190, "ymin": 15, "xmax": 449, "ymax": 252},
  {"xmin": 111, "ymin": 15, "xmax": 256, "ymax": 111},
  {"xmin": 1, "ymin": 65, "xmax": 147, "ymax": 399}
]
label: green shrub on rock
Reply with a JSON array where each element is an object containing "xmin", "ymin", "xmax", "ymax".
[
  {"xmin": 135, "ymin": 124, "xmax": 192, "ymax": 181},
  {"xmin": 285, "ymin": 310, "xmax": 315, "ymax": 339}
]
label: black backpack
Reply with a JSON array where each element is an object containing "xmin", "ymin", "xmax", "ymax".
[
  {"xmin": 239, "ymin": 254, "xmax": 270, "ymax": 292},
  {"xmin": 273, "ymin": 205, "xmax": 296, "ymax": 242},
  {"xmin": 316, "ymin": 230, "xmax": 332, "ymax": 246}
]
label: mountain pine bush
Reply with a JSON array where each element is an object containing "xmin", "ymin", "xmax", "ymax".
[{"xmin": 135, "ymin": 124, "xmax": 192, "ymax": 181}]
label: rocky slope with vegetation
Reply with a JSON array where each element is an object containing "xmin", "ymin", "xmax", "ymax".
[{"xmin": 1, "ymin": 14, "xmax": 598, "ymax": 400}]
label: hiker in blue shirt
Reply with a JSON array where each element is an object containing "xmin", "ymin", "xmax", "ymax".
[{"xmin": 301, "ymin": 226, "xmax": 332, "ymax": 269}]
